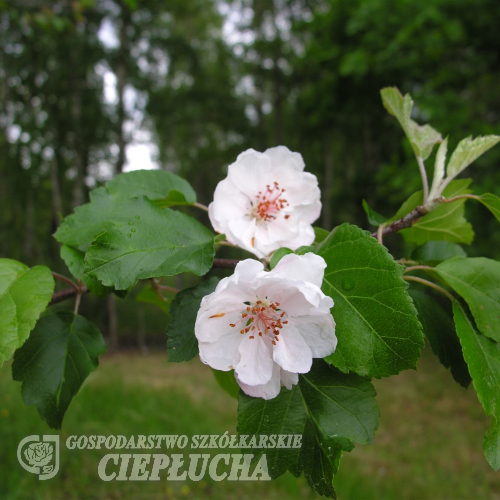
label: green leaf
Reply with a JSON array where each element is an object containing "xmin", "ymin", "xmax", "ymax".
[
  {"xmin": 386, "ymin": 191, "xmax": 423, "ymax": 224},
  {"xmin": 60, "ymin": 245, "xmax": 111, "ymax": 297},
  {"xmin": 412, "ymin": 241, "xmax": 466, "ymax": 265},
  {"xmin": 106, "ymin": 169, "xmax": 196, "ymax": 207},
  {"xmin": 400, "ymin": 179, "xmax": 474, "ymax": 245},
  {"xmin": 166, "ymin": 278, "xmax": 219, "ymax": 362},
  {"xmin": 409, "ymin": 290, "xmax": 470, "ymax": 387},
  {"xmin": 484, "ymin": 416, "xmax": 500, "ymax": 472},
  {"xmin": 315, "ymin": 224, "xmax": 423, "ymax": 378},
  {"xmin": 214, "ymin": 233, "xmax": 227, "ymax": 244},
  {"xmin": 269, "ymin": 248, "xmax": 294, "ymax": 269},
  {"xmin": 452, "ymin": 301, "xmax": 500, "ymax": 470},
  {"xmin": 54, "ymin": 187, "xmax": 117, "ymax": 252},
  {"xmin": 313, "ymin": 226, "xmax": 330, "ymax": 243},
  {"xmin": 83, "ymin": 197, "xmax": 215, "ymax": 290},
  {"xmin": 429, "ymin": 137, "xmax": 448, "ymax": 199},
  {"xmin": 478, "ymin": 193, "xmax": 500, "ymax": 224},
  {"xmin": 12, "ymin": 312, "xmax": 106, "ymax": 429},
  {"xmin": 436, "ymin": 257, "xmax": 500, "ymax": 342},
  {"xmin": 237, "ymin": 360, "xmax": 379, "ymax": 498},
  {"xmin": 362, "ymin": 200, "xmax": 387, "ymax": 226},
  {"xmin": 55, "ymin": 171, "xmax": 197, "ymax": 253},
  {"xmin": 212, "ymin": 369, "xmax": 240, "ymax": 399},
  {"xmin": 0, "ymin": 259, "xmax": 54, "ymax": 367},
  {"xmin": 381, "ymin": 87, "xmax": 442, "ymax": 160},
  {"xmin": 446, "ymin": 135, "xmax": 500, "ymax": 180},
  {"xmin": 135, "ymin": 287, "xmax": 171, "ymax": 315}
]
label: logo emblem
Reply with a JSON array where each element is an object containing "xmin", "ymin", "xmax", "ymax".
[{"xmin": 17, "ymin": 435, "xmax": 59, "ymax": 480}]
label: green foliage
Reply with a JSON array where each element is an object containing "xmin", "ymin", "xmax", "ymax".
[
  {"xmin": 135, "ymin": 286, "xmax": 172, "ymax": 314},
  {"xmin": 478, "ymin": 193, "xmax": 500, "ymax": 224},
  {"xmin": 237, "ymin": 360, "xmax": 379, "ymax": 499},
  {"xmin": 412, "ymin": 241, "xmax": 467, "ymax": 265},
  {"xmin": 315, "ymin": 224, "xmax": 423, "ymax": 378},
  {"xmin": 60, "ymin": 245, "xmax": 111, "ymax": 297},
  {"xmin": 55, "ymin": 170, "xmax": 198, "ymax": 252},
  {"xmin": 429, "ymin": 137, "xmax": 448, "ymax": 199},
  {"xmin": 400, "ymin": 180, "xmax": 474, "ymax": 245},
  {"xmin": 83, "ymin": 196, "xmax": 215, "ymax": 290},
  {"xmin": 166, "ymin": 277, "xmax": 219, "ymax": 362},
  {"xmin": 106, "ymin": 170, "xmax": 197, "ymax": 207},
  {"xmin": 362, "ymin": 200, "xmax": 387, "ymax": 226},
  {"xmin": 452, "ymin": 302, "xmax": 500, "ymax": 470},
  {"xmin": 269, "ymin": 248, "xmax": 294, "ymax": 269},
  {"xmin": 12, "ymin": 312, "xmax": 106, "ymax": 429},
  {"xmin": 380, "ymin": 87, "xmax": 442, "ymax": 161},
  {"xmin": 313, "ymin": 227, "xmax": 330, "ymax": 243},
  {"xmin": 446, "ymin": 136, "xmax": 500, "ymax": 180},
  {"xmin": 0, "ymin": 259, "xmax": 54, "ymax": 367},
  {"xmin": 55, "ymin": 187, "xmax": 126, "ymax": 252},
  {"xmin": 212, "ymin": 369, "xmax": 240, "ymax": 399},
  {"xmin": 436, "ymin": 258, "xmax": 500, "ymax": 342},
  {"xmin": 409, "ymin": 290, "xmax": 470, "ymax": 387}
]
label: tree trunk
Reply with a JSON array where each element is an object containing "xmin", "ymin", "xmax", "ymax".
[
  {"xmin": 322, "ymin": 137, "xmax": 334, "ymax": 230},
  {"xmin": 69, "ymin": 50, "xmax": 86, "ymax": 208},
  {"xmin": 115, "ymin": 1, "xmax": 131, "ymax": 174},
  {"xmin": 49, "ymin": 157, "xmax": 63, "ymax": 225},
  {"xmin": 107, "ymin": 294, "xmax": 119, "ymax": 351},
  {"xmin": 23, "ymin": 185, "xmax": 35, "ymax": 264}
]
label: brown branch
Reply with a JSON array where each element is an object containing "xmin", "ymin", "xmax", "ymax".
[
  {"xmin": 212, "ymin": 258, "xmax": 240, "ymax": 268},
  {"xmin": 52, "ymin": 272, "xmax": 79, "ymax": 292},
  {"xmin": 49, "ymin": 286, "xmax": 89, "ymax": 306},
  {"xmin": 371, "ymin": 206, "xmax": 428, "ymax": 239}
]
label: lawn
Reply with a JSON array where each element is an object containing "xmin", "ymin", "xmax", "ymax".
[{"xmin": 0, "ymin": 348, "xmax": 498, "ymax": 500}]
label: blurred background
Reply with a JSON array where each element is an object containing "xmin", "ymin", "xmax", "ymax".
[{"xmin": 1, "ymin": 0, "xmax": 500, "ymax": 498}]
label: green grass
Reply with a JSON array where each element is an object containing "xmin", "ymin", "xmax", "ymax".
[{"xmin": 0, "ymin": 348, "xmax": 499, "ymax": 500}]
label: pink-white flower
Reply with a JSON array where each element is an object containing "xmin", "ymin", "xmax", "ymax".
[
  {"xmin": 209, "ymin": 146, "xmax": 321, "ymax": 258},
  {"xmin": 195, "ymin": 253, "xmax": 337, "ymax": 400}
]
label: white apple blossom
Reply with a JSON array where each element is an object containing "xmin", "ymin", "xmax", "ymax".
[
  {"xmin": 208, "ymin": 146, "xmax": 321, "ymax": 258},
  {"xmin": 195, "ymin": 253, "xmax": 337, "ymax": 400}
]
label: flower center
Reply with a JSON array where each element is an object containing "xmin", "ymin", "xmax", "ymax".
[
  {"xmin": 229, "ymin": 299, "xmax": 288, "ymax": 345},
  {"xmin": 251, "ymin": 182, "xmax": 290, "ymax": 222}
]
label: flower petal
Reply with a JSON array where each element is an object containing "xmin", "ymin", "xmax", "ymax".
[
  {"xmin": 292, "ymin": 314, "xmax": 337, "ymax": 358},
  {"xmin": 195, "ymin": 306, "xmax": 241, "ymax": 343},
  {"xmin": 264, "ymin": 146, "xmax": 305, "ymax": 172},
  {"xmin": 270, "ymin": 253, "xmax": 327, "ymax": 288},
  {"xmin": 236, "ymin": 363, "xmax": 282, "ymax": 400},
  {"xmin": 198, "ymin": 332, "xmax": 243, "ymax": 371},
  {"xmin": 280, "ymin": 369, "xmax": 299, "ymax": 390},
  {"xmin": 273, "ymin": 323, "xmax": 313, "ymax": 373},
  {"xmin": 235, "ymin": 335, "xmax": 274, "ymax": 386}
]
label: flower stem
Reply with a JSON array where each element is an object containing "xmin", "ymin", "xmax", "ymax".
[
  {"xmin": 194, "ymin": 202, "xmax": 209, "ymax": 212},
  {"xmin": 74, "ymin": 292, "xmax": 82, "ymax": 315},
  {"xmin": 377, "ymin": 223, "xmax": 386, "ymax": 245},
  {"xmin": 403, "ymin": 275, "xmax": 455, "ymax": 301},
  {"xmin": 404, "ymin": 265, "xmax": 435, "ymax": 273},
  {"xmin": 52, "ymin": 272, "xmax": 79, "ymax": 292},
  {"xmin": 417, "ymin": 156, "xmax": 429, "ymax": 205},
  {"xmin": 439, "ymin": 194, "xmax": 479, "ymax": 204}
]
